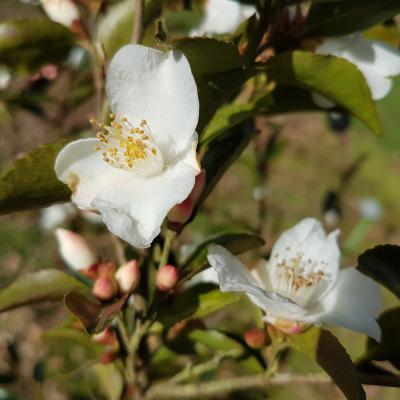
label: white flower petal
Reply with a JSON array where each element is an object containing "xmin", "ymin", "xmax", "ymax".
[
  {"xmin": 106, "ymin": 45, "xmax": 199, "ymax": 161},
  {"xmin": 55, "ymin": 138, "xmax": 130, "ymax": 209},
  {"xmin": 92, "ymin": 150, "xmax": 198, "ymax": 248},
  {"xmin": 191, "ymin": 0, "xmax": 255, "ymax": 36},
  {"xmin": 207, "ymin": 245, "xmax": 308, "ymax": 320},
  {"xmin": 39, "ymin": 203, "xmax": 77, "ymax": 231},
  {"xmin": 317, "ymin": 268, "xmax": 382, "ymax": 341},
  {"xmin": 40, "ymin": 0, "xmax": 79, "ymax": 28}
]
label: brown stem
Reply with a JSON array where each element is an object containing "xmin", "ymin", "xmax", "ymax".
[{"xmin": 132, "ymin": 0, "xmax": 145, "ymax": 44}]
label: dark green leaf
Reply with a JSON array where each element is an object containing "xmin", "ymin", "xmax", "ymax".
[
  {"xmin": 158, "ymin": 283, "xmax": 240, "ymax": 329},
  {"xmin": 188, "ymin": 329, "xmax": 243, "ymax": 352},
  {"xmin": 306, "ymin": 1, "xmax": 400, "ymax": 37},
  {"xmin": 288, "ymin": 328, "xmax": 366, "ymax": 400},
  {"xmin": 359, "ymin": 307, "xmax": 400, "ymax": 371},
  {"xmin": 0, "ymin": 19, "xmax": 75, "ymax": 69},
  {"xmin": 0, "ymin": 270, "xmax": 91, "ymax": 313},
  {"xmin": 182, "ymin": 232, "xmax": 264, "ymax": 279},
  {"xmin": 357, "ymin": 244, "xmax": 400, "ymax": 299},
  {"xmin": 266, "ymin": 51, "xmax": 381, "ymax": 134},
  {"xmin": 64, "ymin": 292, "xmax": 127, "ymax": 334},
  {"xmin": 173, "ymin": 37, "xmax": 244, "ymax": 81},
  {"xmin": 0, "ymin": 140, "xmax": 71, "ymax": 215}
]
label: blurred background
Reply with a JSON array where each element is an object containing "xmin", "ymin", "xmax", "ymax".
[{"xmin": 0, "ymin": 0, "xmax": 400, "ymax": 399}]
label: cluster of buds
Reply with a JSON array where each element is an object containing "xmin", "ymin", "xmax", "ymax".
[
  {"xmin": 55, "ymin": 229, "xmax": 141, "ymax": 301},
  {"xmin": 167, "ymin": 169, "xmax": 206, "ymax": 230}
]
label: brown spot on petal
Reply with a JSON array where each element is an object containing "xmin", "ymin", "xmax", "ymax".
[{"xmin": 66, "ymin": 172, "xmax": 79, "ymax": 194}]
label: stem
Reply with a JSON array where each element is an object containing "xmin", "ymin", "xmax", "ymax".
[
  {"xmin": 132, "ymin": 0, "xmax": 145, "ymax": 44},
  {"xmin": 159, "ymin": 229, "xmax": 176, "ymax": 269},
  {"xmin": 115, "ymin": 316, "xmax": 135, "ymax": 384}
]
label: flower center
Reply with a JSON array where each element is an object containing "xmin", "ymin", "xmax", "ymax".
[
  {"xmin": 269, "ymin": 251, "xmax": 327, "ymax": 308},
  {"xmin": 90, "ymin": 115, "xmax": 164, "ymax": 176}
]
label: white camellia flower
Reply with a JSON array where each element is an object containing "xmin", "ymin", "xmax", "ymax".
[
  {"xmin": 55, "ymin": 45, "xmax": 200, "ymax": 248},
  {"xmin": 208, "ymin": 218, "xmax": 382, "ymax": 340},
  {"xmin": 191, "ymin": 0, "xmax": 255, "ymax": 36},
  {"xmin": 40, "ymin": 0, "xmax": 79, "ymax": 28},
  {"xmin": 313, "ymin": 33, "xmax": 400, "ymax": 108}
]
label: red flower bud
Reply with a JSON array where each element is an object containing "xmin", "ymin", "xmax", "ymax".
[
  {"xmin": 92, "ymin": 275, "xmax": 118, "ymax": 301},
  {"xmin": 190, "ymin": 169, "xmax": 206, "ymax": 204},
  {"xmin": 100, "ymin": 350, "xmax": 117, "ymax": 364},
  {"xmin": 115, "ymin": 260, "xmax": 141, "ymax": 294},
  {"xmin": 156, "ymin": 264, "xmax": 179, "ymax": 291},
  {"xmin": 92, "ymin": 327, "xmax": 117, "ymax": 346},
  {"xmin": 167, "ymin": 197, "xmax": 194, "ymax": 225},
  {"xmin": 244, "ymin": 328, "xmax": 268, "ymax": 349}
]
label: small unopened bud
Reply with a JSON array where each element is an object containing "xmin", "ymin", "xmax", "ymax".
[
  {"xmin": 100, "ymin": 350, "xmax": 117, "ymax": 364},
  {"xmin": 115, "ymin": 260, "xmax": 140, "ymax": 294},
  {"xmin": 92, "ymin": 327, "xmax": 117, "ymax": 346},
  {"xmin": 92, "ymin": 275, "xmax": 118, "ymax": 301},
  {"xmin": 244, "ymin": 328, "xmax": 268, "ymax": 349},
  {"xmin": 156, "ymin": 264, "xmax": 179, "ymax": 291},
  {"xmin": 40, "ymin": 0, "xmax": 80, "ymax": 29},
  {"xmin": 190, "ymin": 169, "xmax": 206, "ymax": 204},
  {"xmin": 168, "ymin": 197, "xmax": 194, "ymax": 225},
  {"xmin": 55, "ymin": 228, "xmax": 96, "ymax": 271},
  {"xmin": 273, "ymin": 318, "xmax": 307, "ymax": 335}
]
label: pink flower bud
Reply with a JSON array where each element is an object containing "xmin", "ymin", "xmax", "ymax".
[
  {"xmin": 115, "ymin": 260, "xmax": 140, "ymax": 294},
  {"xmin": 40, "ymin": 0, "xmax": 80, "ymax": 29},
  {"xmin": 92, "ymin": 275, "xmax": 118, "ymax": 301},
  {"xmin": 244, "ymin": 328, "xmax": 268, "ymax": 349},
  {"xmin": 167, "ymin": 197, "xmax": 194, "ymax": 225},
  {"xmin": 92, "ymin": 327, "xmax": 117, "ymax": 346},
  {"xmin": 55, "ymin": 228, "xmax": 96, "ymax": 271},
  {"xmin": 156, "ymin": 264, "xmax": 179, "ymax": 291},
  {"xmin": 190, "ymin": 169, "xmax": 206, "ymax": 204},
  {"xmin": 100, "ymin": 350, "xmax": 117, "ymax": 364}
]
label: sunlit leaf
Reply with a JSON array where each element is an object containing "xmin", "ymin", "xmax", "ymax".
[
  {"xmin": 357, "ymin": 244, "xmax": 400, "ymax": 299},
  {"xmin": 288, "ymin": 328, "xmax": 366, "ymax": 400},
  {"xmin": 158, "ymin": 283, "xmax": 240, "ymax": 329},
  {"xmin": 0, "ymin": 140, "xmax": 71, "ymax": 215},
  {"xmin": 266, "ymin": 51, "xmax": 382, "ymax": 134},
  {"xmin": 0, "ymin": 270, "xmax": 90, "ymax": 313}
]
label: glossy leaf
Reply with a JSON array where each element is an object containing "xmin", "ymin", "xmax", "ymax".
[
  {"xmin": 0, "ymin": 270, "xmax": 91, "ymax": 313},
  {"xmin": 357, "ymin": 244, "xmax": 400, "ymax": 299},
  {"xmin": 266, "ymin": 51, "xmax": 381, "ymax": 135},
  {"xmin": 0, "ymin": 140, "xmax": 71, "ymax": 215},
  {"xmin": 288, "ymin": 328, "xmax": 366, "ymax": 400},
  {"xmin": 64, "ymin": 292, "xmax": 127, "ymax": 334},
  {"xmin": 182, "ymin": 232, "xmax": 264, "ymax": 278},
  {"xmin": 158, "ymin": 283, "xmax": 240, "ymax": 329},
  {"xmin": 360, "ymin": 307, "xmax": 400, "ymax": 371},
  {"xmin": 173, "ymin": 37, "xmax": 244, "ymax": 81},
  {"xmin": 0, "ymin": 19, "xmax": 74, "ymax": 69},
  {"xmin": 306, "ymin": 1, "xmax": 400, "ymax": 37}
]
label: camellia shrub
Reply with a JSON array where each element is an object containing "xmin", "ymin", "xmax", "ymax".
[{"xmin": 0, "ymin": 0, "xmax": 400, "ymax": 399}]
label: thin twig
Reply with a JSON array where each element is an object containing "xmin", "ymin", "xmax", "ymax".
[
  {"xmin": 132, "ymin": 0, "xmax": 145, "ymax": 44},
  {"xmin": 159, "ymin": 229, "xmax": 176, "ymax": 269}
]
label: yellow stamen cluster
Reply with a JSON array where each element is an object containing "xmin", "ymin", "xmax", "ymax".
[{"xmin": 90, "ymin": 114, "xmax": 158, "ymax": 170}]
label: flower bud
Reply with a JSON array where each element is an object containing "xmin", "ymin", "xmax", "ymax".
[
  {"xmin": 40, "ymin": 0, "xmax": 80, "ymax": 28},
  {"xmin": 244, "ymin": 328, "xmax": 268, "ymax": 349},
  {"xmin": 92, "ymin": 275, "xmax": 118, "ymax": 301},
  {"xmin": 190, "ymin": 169, "xmax": 206, "ymax": 204},
  {"xmin": 55, "ymin": 228, "xmax": 96, "ymax": 271},
  {"xmin": 100, "ymin": 350, "xmax": 117, "ymax": 364},
  {"xmin": 167, "ymin": 197, "xmax": 194, "ymax": 225},
  {"xmin": 156, "ymin": 264, "xmax": 179, "ymax": 291},
  {"xmin": 115, "ymin": 260, "xmax": 140, "ymax": 294}
]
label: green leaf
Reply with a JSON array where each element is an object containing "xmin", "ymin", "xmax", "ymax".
[
  {"xmin": 306, "ymin": 0, "xmax": 400, "ymax": 37},
  {"xmin": 64, "ymin": 292, "xmax": 127, "ymax": 334},
  {"xmin": 288, "ymin": 328, "xmax": 366, "ymax": 400},
  {"xmin": 357, "ymin": 244, "xmax": 400, "ymax": 299},
  {"xmin": 0, "ymin": 19, "xmax": 75, "ymax": 69},
  {"xmin": 158, "ymin": 283, "xmax": 240, "ymax": 329},
  {"xmin": 359, "ymin": 307, "xmax": 400, "ymax": 371},
  {"xmin": 173, "ymin": 38, "xmax": 244, "ymax": 81},
  {"xmin": 182, "ymin": 232, "xmax": 264, "ymax": 279},
  {"xmin": 266, "ymin": 51, "xmax": 382, "ymax": 134},
  {"xmin": 42, "ymin": 328, "xmax": 103, "ymax": 375},
  {"xmin": 188, "ymin": 329, "xmax": 244, "ymax": 352},
  {"xmin": 0, "ymin": 140, "xmax": 71, "ymax": 215},
  {"xmin": 0, "ymin": 270, "xmax": 91, "ymax": 313}
]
